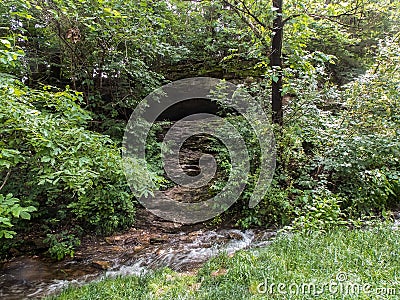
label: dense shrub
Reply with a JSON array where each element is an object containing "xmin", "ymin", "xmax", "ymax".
[
  {"xmin": 0, "ymin": 39, "xmax": 155, "ymax": 253},
  {"xmin": 233, "ymin": 40, "xmax": 400, "ymax": 230}
]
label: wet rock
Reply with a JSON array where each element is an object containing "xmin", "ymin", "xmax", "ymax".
[
  {"xmin": 105, "ymin": 237, "xmax": 115, "ymax": 244},
  {"xmin": 110, "ymin": 246, "xmax": 123, "ymax": 252},
  {"xmin": 188, "ymin": 230, "xmax": 202, "ymax": 237},
  {"xmin": 92, "ymin": 260, "xmax": 111, "ymax": 270},
  {"xmin": 133, "ymin": 208, "xmax": 188, "ymax": 233},
  {"xmin": 201, "ymin": 243, "xmax": 213, "ymax": 248},
  {"xmin": 9, "ymin": 248, "xmax": 21, "ymax": 256},
  {"xmin": 105, "ymin": 236, "xmax": 125, "ymax": 244},
  {"xmin": 227, "ymin": 231, "xmax": 244, "ymax": 240},
  {"xmin": 133, "ymin": 245, "xmax": 145, "ymax": 252},
  {"xmin": 257, "ymin": 230, "xmax": 277, "ymax": 240},
  {"xmin": 123, "ymin": 237, "xmax": 138, "ymax": 245},
  {"xmin": 150, "ymin": 236, "xmax": 169, "ymax": 245},
  {"xmin": 156, "ymin": 249, "xmax": 166, "ymax": 256},
  {"xmin": 181, "ymin": 165, "xmax": 200, "ymax": 176}
]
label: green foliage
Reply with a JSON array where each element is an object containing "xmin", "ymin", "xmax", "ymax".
[
  {"xmin": 2, "ymin": 0, "xmax": 190, "ymax": 135},
  {"xmin": 233, "ymin": 36, "xmax": 400, "ymax": 229},
  {"xmin": 237, "ymin": 185, "xmax": 293, "ymax": 229},
  {"xmin": 0, "ymin": 30, "xmax": 155, "ymax": 246},
  {"xmin": 0, "ymin": 38, "xmax": 24, "ymax": 75},
  {"xmin": 0, "ymin": 193, "xmax": 36, "ymax": 239},
  {"xmin": 0, "ymin": 0, "xmax": 399, "ymax": 254},
  {"xmin": 0, "ymin": 75, "xmax": 141, "ymax": 234},
  {"xmin": 44, "ymin": 231, "xmax": 81, "ymax": 260},
  {"xmin": 320, "ymin": 39, "xmax": 400, "ymax": 215},
  {"xmin": 288, "ymin": 191, "xmax": 347, "ymax": 233}
]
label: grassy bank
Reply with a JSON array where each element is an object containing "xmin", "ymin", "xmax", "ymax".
[{"xmin": 49, "ymin": 226, "xmax": 400, "ymax": 299}]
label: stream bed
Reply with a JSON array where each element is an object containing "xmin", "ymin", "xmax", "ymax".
[{"xmin": 0, "ymin": 228, "xmax": 277, "ymax": 299}]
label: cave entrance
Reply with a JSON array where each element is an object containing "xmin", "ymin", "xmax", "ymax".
[{"xmin": 156, "ymin": 98, "xmax": 226, "ymax": 121}]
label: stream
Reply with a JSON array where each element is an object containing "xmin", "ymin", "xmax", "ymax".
[
  {"xmin": 2, "ymin": 217, "xmax": 400, "ymax": 299},
  {"xmin": 0, "ymin": 227, "xmax": 277, "ymax": 299}
]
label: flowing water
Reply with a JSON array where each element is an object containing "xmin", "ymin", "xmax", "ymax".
[{"xmin": 0, "ymin": 228, "xmax": 277, "ymax": 299}]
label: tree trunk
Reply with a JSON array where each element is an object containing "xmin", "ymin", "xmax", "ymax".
[{"xmin": 271, "ymin": 0, "xmax": 283, "ymax": 126}]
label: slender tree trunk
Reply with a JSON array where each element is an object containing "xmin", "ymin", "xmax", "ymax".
[{"xmin": 271, "ymin": 0, "xmax": 283, "ymax": 126}]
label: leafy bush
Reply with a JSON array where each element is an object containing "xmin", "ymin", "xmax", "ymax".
[
  {"xmin": 234, "ymin": 39, "xmax": 400, "ymax": 229},
  {"xmin": 44, "ymin": 231, "xmax": 81, "ymax": 260},
  {"xmin": 287, "ymin": 191, "xmax": 347, "ymax": 233},
  {"xmin": 0, "ymin": 74, "xmax": 142, "ymax": 233},
  {"xmin": 0, "ymin": 193, "xmax": 36, "ymax": 238},
  {"xmin": 0, "ymin": 36, "xmax": 155, "ymax": 243}
]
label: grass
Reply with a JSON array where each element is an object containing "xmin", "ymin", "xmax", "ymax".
[{"xmin": 49, "ymin": 226, "xmax": 400, "ymax": 299}]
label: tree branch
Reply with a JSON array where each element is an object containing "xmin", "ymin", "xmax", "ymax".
[
  {"xmin": 0, "ymin": 169, "xmax": 11, "ymax": 191},
  {"xmin": 282, "ymin": 14, "xmax": 302, "ymax": 25},
  {"xmin": 221, "ymin": 0, "xmax": 263, "ymax": 39},
  {"xmin": 283, "ymin": 4, "xmax": 364, "ymax": 27},
  {"xmin": 221, "ymin": 0, "xmax": 271, "ymax": 35},
  {"xmin": 241, "ymin": 1, "xmax": 269, "ymax": 29}
]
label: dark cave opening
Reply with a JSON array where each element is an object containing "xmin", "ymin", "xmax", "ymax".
[{"xmin": 155, "ymin": 98, "xmax": 233, "ymax": 121}]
